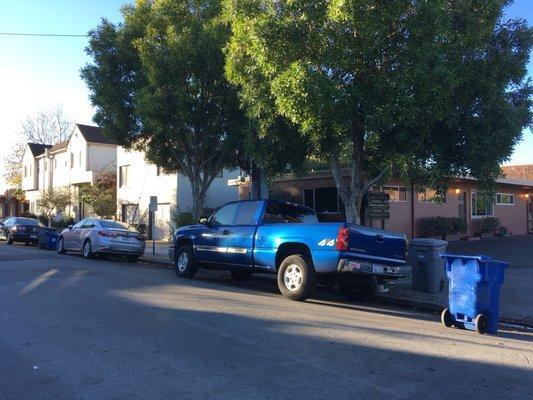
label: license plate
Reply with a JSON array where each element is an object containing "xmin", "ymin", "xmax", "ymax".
[{"xmin": 372, "ymin": 265, "xmax": 384, "ymax": 274}]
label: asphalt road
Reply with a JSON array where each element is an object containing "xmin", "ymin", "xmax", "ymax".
[{"xmin": 1, "ymin": 243, "xmax": 532, "ymax": 400}]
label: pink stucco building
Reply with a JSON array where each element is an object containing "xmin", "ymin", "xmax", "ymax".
[{"xmin": 240, "ymin": 171, "xmax": 533, "ymax": 239}]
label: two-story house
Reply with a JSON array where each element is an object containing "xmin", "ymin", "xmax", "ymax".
[
  {"xmin": 21, "ymin": 143, "xmax": 53, "ymax": 214},
  {"xmin": 117, "ymin": 148, "xmax": 239, "ymax": 240},
  {"xmin": 22, "ymin": 124, "xmax": 118, "ymax": 220}
]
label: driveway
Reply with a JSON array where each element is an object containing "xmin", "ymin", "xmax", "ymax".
[{"xmin": 1, "ymin": 243, "xmax": 532, "ymax": 399}]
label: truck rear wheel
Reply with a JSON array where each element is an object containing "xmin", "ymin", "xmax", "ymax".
[{"xmin": 277, "ymin": 254, "xmax": 316, "ymax": 301}]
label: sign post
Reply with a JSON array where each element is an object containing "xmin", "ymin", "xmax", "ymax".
[{"xmin": 149, "ymin": 196, "xmax": 158, "ymax": 256}]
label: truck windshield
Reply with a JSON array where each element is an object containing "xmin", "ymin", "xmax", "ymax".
[{"xmin": 262, "ymin": 203, "xmax": 318, "ymax": 224}]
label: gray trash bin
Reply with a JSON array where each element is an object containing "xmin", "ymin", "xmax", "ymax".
[{"xmin": 408, "ymin": 238, "xmax": 448, "ymax": 293}]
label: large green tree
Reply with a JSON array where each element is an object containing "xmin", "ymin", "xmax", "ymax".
[
  {"xmin": 82, "ymin": 0, "xmax": 249, "ymax": 218},
  {"xmin": 224, "ymin": 0, "xmax": 532, "ymax": 223}
]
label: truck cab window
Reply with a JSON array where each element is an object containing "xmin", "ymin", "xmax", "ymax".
[
  {"xmin": 235, "ymin": 201, "xmax": 260, "ymax": 225},
  {"xmin": 210, "ymin": 203, "xmax": 239, "ymax": 226},
  {"xmin": 262, "ymin": 203, "xmax": 318, "ymax": 224}
]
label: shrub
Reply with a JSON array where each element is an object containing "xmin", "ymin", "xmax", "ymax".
[
  {"xmin": 480, "ymin": 217, "xmax": 500, "ymax": 234},
  {"xmin": 171, "ymin": 209, "xmax": 195, "ymax": 228},
  {"xmin": 51, "ymin": 216, "xmax": 75, "ymax": 229},
  {"xmin": 496, "ymin": 226, "xmax": 508, "ymax": 237},
  {"xmin": 420, "ymin": 216, "xmax": 467, "ymax": 239}
]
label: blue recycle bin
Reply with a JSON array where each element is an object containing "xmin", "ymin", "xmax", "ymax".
[
  {"xmin": 38, "ymin": 228, "xmax": 60, "ymax": 250},
  {"xmin": 440, "ymin": 254, "xmax": 508, "ymax": 334}
]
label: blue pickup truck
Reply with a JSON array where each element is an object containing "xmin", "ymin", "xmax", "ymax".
[{"xmin": 169, "ymin": 199, "xmax": 408, "ymax": 301}]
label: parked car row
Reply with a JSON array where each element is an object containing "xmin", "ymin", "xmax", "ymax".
[
  {"xmin": 0, "ymin": 217, "xmax": 146, "ymax": 261},
  {"xmin": 2, "ymin": 199, "xmax": 408, "ymax": 302}
]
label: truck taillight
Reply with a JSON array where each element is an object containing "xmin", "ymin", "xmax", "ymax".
[{"xmin": 336, "ymin": 225, "xmax": 350, "ymax": 251}]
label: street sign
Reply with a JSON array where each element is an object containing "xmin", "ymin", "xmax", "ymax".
[
  {"xmin": 149, "ymin": 196, "xmax": 158, "ymax": 212},
  {"xmin": 367, "ymin": 211, "xmax": 390, "ymax": 220},
  {"xmin": 367, "ymin": 191, "xmax": 390, "ymax": 220},
  {"xmin": 227, "ymin": 175, "xmax": 250, "ymax": 186}
]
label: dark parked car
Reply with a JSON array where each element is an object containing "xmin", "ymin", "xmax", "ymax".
[{"xmin": 0, "ymin": 217, "xmax": 42, "ymax": 245}]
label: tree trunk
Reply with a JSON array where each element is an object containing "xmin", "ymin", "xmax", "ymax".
[
  {"xmin": 189, "ymin": 174, "xmax": 207, "ymax": 220},
  {"xmin": 329, "ymin": 128, "xmax": 387, "ymax": 225}
]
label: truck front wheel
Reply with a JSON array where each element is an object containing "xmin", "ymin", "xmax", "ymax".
[
  {"xmin": 175, "ymin": 245, "xmax": 197, "ymax": 279},
  {"xmin": 277, "ymin": 254, "xmax": 316, "ymax": 301}
]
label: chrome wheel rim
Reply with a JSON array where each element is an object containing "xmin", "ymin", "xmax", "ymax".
[
  {"xmin": 177, "ymin": 252, "xmax": 188, "ymax": 272},
  {"xmin": 283, "ymin": 264, "xmax": 303, "ymax": 292},
  {"xmin": 83, "ymin": 242, "xmax": 90, "ymax": 257}
]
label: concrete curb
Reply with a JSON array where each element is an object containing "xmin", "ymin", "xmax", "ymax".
[{"xmin": 139, "ymin": 256, "xmax": 533, "ymax": 330}]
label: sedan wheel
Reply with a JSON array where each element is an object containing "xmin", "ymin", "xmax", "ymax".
[
  {"xmin": 57, "ymin": 237, "xmax": 66, "ymax": 254},
  {"xmin": 82, "ymin": 240, "xmax": 93, "ymax": 259},
  {"xmin": 6, "ymin": 234, "xmax": 13, "ymax": 245}
]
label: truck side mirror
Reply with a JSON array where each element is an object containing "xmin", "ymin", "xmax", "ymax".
[
  {"xmin": 67, "ymin": 225, "xmax": 73, "ymax": 230},
  {"xmin": 198, "ymin": 216, "xmax": 208, "ymax": 225}
]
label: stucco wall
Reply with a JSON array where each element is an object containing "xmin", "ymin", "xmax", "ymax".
[{"xmin": 271, "ymin": 175, "xmax": 531, "ymax": 238}]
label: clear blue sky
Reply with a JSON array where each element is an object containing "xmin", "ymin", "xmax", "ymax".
[{"xmin": 0, "ymin": 0, "xmax": 531, "ymax": 191}]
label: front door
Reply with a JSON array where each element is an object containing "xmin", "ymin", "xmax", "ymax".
[
  {"xmin": 225, "ymin": 201, "xmax": 261, "ymax": 267},
  {"xmin": 527, "ymin": 193, "xmax": 533, "ymax": 233},
  {"xmin": 194, "ymin": 203, "xmax": 239, "ymax": 265},
  {"xmin": 458, "ymin": 191, "xmax": 467, "ymax": 232}
]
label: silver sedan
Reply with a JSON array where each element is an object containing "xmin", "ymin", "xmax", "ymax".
[{"xmin": 57, "ymin": 218, "xmax": 146, "ymax": 261}]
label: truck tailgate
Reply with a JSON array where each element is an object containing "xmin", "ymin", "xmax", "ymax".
[{"xmin": 347, "ymin": 225, "xmax": 406, "ymax": 263}]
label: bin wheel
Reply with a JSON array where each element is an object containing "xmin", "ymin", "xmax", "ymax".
[
  {"xmin": 441, "ymin": 308, "xmax": 454, "ymax": 327},
  {"xmin": 475, "ymin": 314, "xmax": 488, "ymax": 334}
]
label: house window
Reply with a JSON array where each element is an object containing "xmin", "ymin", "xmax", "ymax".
[
  {"xmin": 382, "ymin": 186, "xmax": 407, "ymax": 202},
  {"xmin": 44, "ymin": 161, "xmax": 47, "ymax": 171},
  {"xmin": 496, "ymin": 193, "xmax": 514, "ymax": 205},
  {"xmin": 418, "ymin": 188, "xmax": 445, "ymax": 203},
  {"xmin": 79, "ymin": 151, "xmax": 82, "ymax": 167},
  {"xmin": 54, "ymin": 159, "xmax": 57, "ymax": 169},
  {"xmin": 24, "ymin": 166, "xmax": 27, "ymax": 177},
  {"xmin": 303, "ymin": 188, "xmax": 315, "ymax": 209},
  {"xmin": 70, "ymin": 153, "xmax": 74, "ymax": 168},
  {"xmin": 471, "ymin": 192, "xmax": 493, "ymax": 217},
  {"xmin": 315, "ymin": 187, "xmax": 342, "ymax": 213},
  {"xmin": 119, "ymin": 165, "xmax": 129, "ymax": 188},
  {"xmin": 156, "ymin": 165, "xmax": 162, "ymax": 176}
]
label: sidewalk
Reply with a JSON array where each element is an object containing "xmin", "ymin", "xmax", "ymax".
[{"xmin": 141, "ymin": 236, "xmax": 533, "ymax": 327}]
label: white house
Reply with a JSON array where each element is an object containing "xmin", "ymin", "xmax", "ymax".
[
  {"xmin": 21, "ymin": 143, "xmax": 53, "ymax": 214},
  {"xmin": 117, "ymin": 148, "xmax": 239, "ymax": 240},
  {"xmin": 22, "ymin": 124, "xmax": 118, "ymax": 220}
]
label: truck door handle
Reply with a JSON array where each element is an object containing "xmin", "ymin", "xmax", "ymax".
[
  {"xmin": 376, "ymin": 234, "xmax": 385, "ymax": 243},
  {"xmin": 222, "ymin": 230, "xmax": 230, "ymax": 235}
]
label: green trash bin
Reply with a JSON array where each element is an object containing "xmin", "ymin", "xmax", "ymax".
[{"xmin": 408, "ymin": 238, "xmax": 447, "ymax": 293}]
